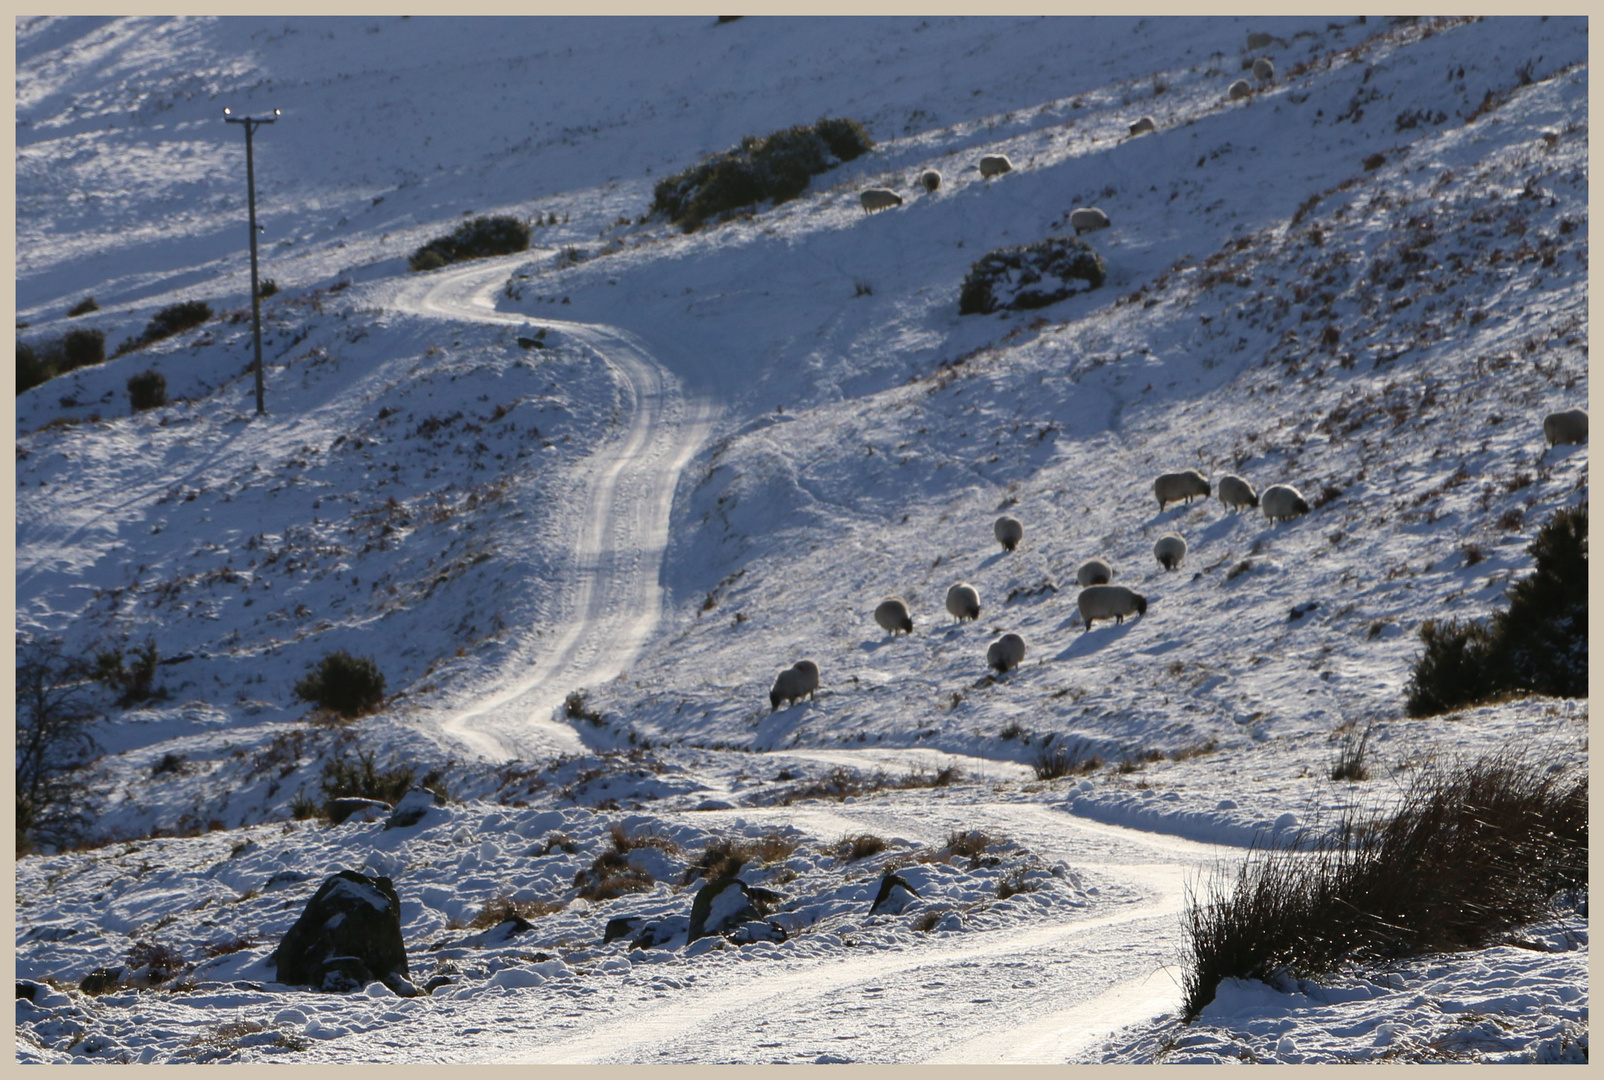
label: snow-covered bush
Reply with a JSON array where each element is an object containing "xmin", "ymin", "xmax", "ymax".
[
  {"xmin": 650, "ymin": 117, "xmax": 873, "ymax": 232},
  {"xmin": 958, "ymin": 235, "xmax": 1106, "ymax": 315}
]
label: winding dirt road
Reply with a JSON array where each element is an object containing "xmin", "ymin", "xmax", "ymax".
[{"xmin": 383, "ymin": 258, "xmax": 714, "ymax": 762}]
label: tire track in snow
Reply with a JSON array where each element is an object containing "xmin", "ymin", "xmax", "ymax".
[
  {"xmin": 384, "ymin": 258, "xmax": 713, "ymax": 761},
  {"xmin": 444, "ymin": 794, "xmax": 1231, "ymax": 1064}
]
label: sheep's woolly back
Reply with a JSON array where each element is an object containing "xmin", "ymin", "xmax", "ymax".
[
  {"xmin": 1543, "ymin": 408, "xmax": 1588, "ymax": 447},
  {"xmin": 1076, "ymin": 558, "xmax": 1113, "ymax": 588},
  {"xmin": 945, "ymin": 582, "xmax": 981, "ymax": 621}
]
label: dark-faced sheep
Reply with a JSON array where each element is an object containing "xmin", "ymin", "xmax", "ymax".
[
  {"xmin": 919, "ymin": 169, "xmax": 942, "ymax": 193},
  {"xmin": 1069, "ymin": 207, "xmax": 1111, "ymax": 236},
  {"xmin": 873, "ymin": 597, "xmax": 914, "ymax": 636},
  {"xmin": 979, "ymin": 154, "xmax": 1013, "ymax": 179},
  {"xmin": 1154, "ymin": 532, "xmax": 1187, "ymax": 571},
  {"xmin": 1543, "ymin": 408, "xmax": 1588, "ymax": 448},
  {"xmin": 986, "ymin": 633, "xmax": 1026, "ymax": 673},
  {"xmin": 1154, "ymin": 469, "xmax": 1211, "ymax": 510},
  {"xmin": 1218, "ymin": 473, "xmax": 1260, "ymax": 511},
  {"xmin": 770, "ymin": 660, "xmax": 819, "ymax": 710},
  {"xmin": 994, "ymin": 515, "xmax": 1023, "ymax": 552},
  {"xmin": 1228, "ymin": 78, "xmax": 1252, "ymax": 101},
  {"xmin": 1078, "ymin": 585, "xmax": 1147, "ymax": 632},
  {"xmin": 1128, "ymin": 116, "xmax": 1157, "ymax": 137},
  {"xmin": 1075, "ymin": 557, "xmax": 1113, "ymax": 588},
  {"xmin": 1261, "ymin": 484, "xmax": 1311, "ymax": 523},
  {"xmin": 860, "ymin": 188, "xmax": 904, "ymax": 215},
  {"xmin": 945, "ymin": 582, "xmax": 981, "ymax": 622},
  {"xmin": 1252, "ymin": 57, "xmax": 1275, "ymax": 82}
]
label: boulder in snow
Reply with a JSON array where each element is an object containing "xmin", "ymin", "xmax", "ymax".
[{"xmin": 269, "ymin": 870, "xmax": 409, "ymax": 993}]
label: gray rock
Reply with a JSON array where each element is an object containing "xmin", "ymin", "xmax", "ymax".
[
  {"xmin": 386, "ymin": 786, "xmax": 445, "ymax": 830},
  {"xmin": 871, "ymin": 871, "xmax": 921, "ymax": 915},
  {"xmin": 688, "ymin": 878, "xmax": 761, "ymax": 941}
]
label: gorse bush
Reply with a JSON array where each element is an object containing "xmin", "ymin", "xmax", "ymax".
[
  {"xmin": 115, "ymin": 300, "xmax": 212, "ymax": 356},
  {"xmin": 92, "ymin": 638, "xmax": 165, "ymax": 706},
  {"xmin": 651, "ymin": 117, "xmax": 874, "ymax": 232},
  {"xmin": 959, "ymin": 235, "xmax": 1106, "ymax": 315},
  {"xmin": 1181, "ymin": 752, "xmax": 1587, "ymax": 1020},
  {"xmin": 67, "ymin": 296, "xmax": 99, "ymax": 317},
  {"xmin": 409, "ymin": 215, "xmax": 531, "ymax": 272},
  {"xmin": 1405, "ymin": 503, "xmax": 1587, "ymax": 716},
  {"xmin": 127, "ymin": 369, "xmax": 167, "ymax": 412},
  {"xmin": 320, "ymin": 749, "xmax": 414, "ymax": 809},
  {"xmin": 16, "ymin": 327, "xmax": 107, "ymax": 394},
  {"xmin": 293, "ymin": 650, "xmax": 386, "ymax": 719},
  {"xmin": 63, "ymin": 327, "xmax": 105, "ymax": 368}
]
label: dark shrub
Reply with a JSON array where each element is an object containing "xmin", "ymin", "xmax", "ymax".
[
  {"xmin": 1031, "ymin": 741, "xmax": 1101, "ymax": 779},
  {"xmin": 16, "ymin": 341, "xmax": 54, "ymax": 395},
  {"xmin": 959, "ymin": 236, "xmax": 1106, "ymax": 316},
  {"xmin": 1182, "ymin": 754, "xmax": 1587, "ymax": 1019},
  {"xmin": 67, "ymin": 296, "xmax": 99, "ymax": 317},
  {"xmin": 409, "ymin": 215, "xmax": 531, "ymax": 272},
  {"xmin": 127, "ymin": 369, "xmax": 168, "ymax": 412},
  {"xmin": 62, "ymin": 327, "xmax": 105, "ymax": 369},
  {"xmin": 16, "ymin": 640, "xmax": 101, "ymax": 851},
  {"xmin": 93, "ymin": 638, "xmax": 165, "ymax": 707},
  {"xmin": 1406, "ymin": 503, "xmax": 1587, "ymax": 716},
  {"xmin": 320, "ymin": 749, "xmax": 414, "ymax": 808},
  {"xmin": 651, "ymin": 117, "xmax": 874, "ymax": 232},
  {"xmin": 294, "ymin": 650, "xmax": 387, "ymax": 718},
  {"xmin": 116, "ymin": 300, "xmax": 212, "ymax": 356},
  {"xmin": 257, "ymin": 278, "xmax": 279, "ymax": 298}
]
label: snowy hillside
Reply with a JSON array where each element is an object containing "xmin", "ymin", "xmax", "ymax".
[{"xmin": 14, "ymin": 15, "xmax": 1588, "ymax": 1064}]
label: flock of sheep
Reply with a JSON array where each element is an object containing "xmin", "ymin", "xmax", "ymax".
[
  {"xmin": 767, "ymin": 26, "xmax": 1589, "ymax": 713},
  {"xmin": 765, "ymin": 403, "xmax": 1585, "ymax": 711}
]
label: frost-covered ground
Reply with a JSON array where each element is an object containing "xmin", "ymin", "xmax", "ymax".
[{"xmin": 14, "ymin": 15, "xmax": 1588, "ymax": 1064}]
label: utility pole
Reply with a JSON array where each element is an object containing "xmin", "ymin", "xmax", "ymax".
[{"xmin": 224, "ymin": 106, "xmax": 278, "ymax": 415}]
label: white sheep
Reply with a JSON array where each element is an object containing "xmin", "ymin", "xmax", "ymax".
[
  {"xmin": 1543, "ymin": 408, "xmax": 1588, "ymax": 447},
  {"xmin": 1261, "ymin": 483, "xmax": 1311, "ymax": 523},
  {"xmin": 1218, "ymin": 473, "xmax": 1260, "ymax": 511},
  {"xmin": 994, "ymin": 515, "xmax": 1023, "ymax": 552},
  {"xmin": 1154, "ymin": 469, "xmax": 1211, "ymax": 510},
  {"xmin": 1252, "ymin": 57, "xmax": 1275, "ymax": 82},
  {"xmin": 986, "ymin": 633, "xmax": 1026, "ymax": 673},
  {"xmin": 1078, "ymin": 585, "xmax": 1148, "ymax": 632},
  {"xmin": 1075, "ymin": 557, "xmax": 1113, "ymax": 588},
  {"xmin": 860, "ymin": 188, "xmax": 904, "ymax": 215},
  {"xmin": 770, "ymin": 660, "xmax": 820, "ymax": 710},
  {"xmin": 945, "ymin": 582, "xmax": 981, "ymax": 622},
  {"xmin": 1128, "ymin": 116, "xmax": 1157, "ymax": 137},
  {"xmin": 1247, "ymin": 31, "xmax": 1274, "ymax": 50},
  {"xmin": 979, "ymin": 154, "xmax": 1013, "ymax": 179},
  {"xmin": 1154, "ymin": 532, "xmax": 1187, "ymax": 571},
  {"xmin": 919, "ymin": 169, "xmax": 942, "ymax": 193},
  {"xmin": 873, "ymin": 597, "xmax": 914, "ymax": 636},
  {"xmin": 1069, "ymin": 207, "xmax": 1111, "ymax": 236},
  {"xmin": 1228, "ymin": 78, "xmax": 1252, "ymax": 101}
]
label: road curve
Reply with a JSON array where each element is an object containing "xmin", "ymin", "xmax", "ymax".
[{"xmin": 382, "ymin": 257, "xmax": 714, "ymax": 762}]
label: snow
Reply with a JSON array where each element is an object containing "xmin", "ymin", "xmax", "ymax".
[{"xmin": 14, "ymin": 13, "xmax": 1588, "ymax": 1065}]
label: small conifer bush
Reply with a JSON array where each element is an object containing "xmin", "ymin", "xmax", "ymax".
[
  {"xmin": 293, "ymin": 650, "xmax": 387, "ymax": 719},
  {"xmin": 127, "ymin": 370, "xmax": 167, "ymax": 412}
]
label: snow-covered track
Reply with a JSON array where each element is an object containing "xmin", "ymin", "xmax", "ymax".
[{"xmin": 382, "ymin": 258, "xmax": 713, "ymax": 761}]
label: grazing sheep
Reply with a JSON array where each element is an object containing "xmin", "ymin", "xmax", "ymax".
[
  {"xmin": 1228, "ymin": 78, "xmax": 1252, "ymax": 101},
  {"xmin": 1154, "ymin": 469, "xmax": 1211, "ymax": 510},
  {"xmin": 1218, "ymin": 473, "xmax": 1260, "ymax": 511},
  {"xmin": 994, "ymin": 515, "xmax": 1024, "ymax": 552},
  {"xmin": 1261, "ymin": 483, "xmax": 1311, "ymax": 523},
  {"xmin": 873, "ymin": 597, "xmax": 914, "ymax": 636},
  {"xmin": 1154, "ymin": 532, "xmax": 1187, "ymax": 571},
  {"xmin": 1078, "ymin": 585, "xmax": 1148, "ymax": 632},
  {"xmin": 919, "ymin": 169, "xmax": 942, "ymax": 193},
  {"xmin": 770, "ymin": 660, "xmax": 820, "ymax": 710},
  {"xmin": 986, "ymin": 633, "xmax": 1027, "ymax": 673},
  {"xmin": 1543, "ymin": 408, "xmax": 1588, "ymax": 447},
  {"xmin": 1128, "ymin": 116, "xmax": 1157, "ymax": 137},
  {"xmin": 860, "ymin": 188, "xmax": 904, "ymax": 215},
  {"xmin": 1253, "ymin": 57, "xmax": 1275, "ymax": 82},
  {"xmin": 979, "ymin": 154, "xmax": 1013, "ymax": 179},
  {"xmin": 945, "ymin": 582, "xmax": 981, "ymax": 622},
  {"xmin": 1075, "ymin": 557, "xmax": 1113, "ymax": 588},
  {"xmin": 1069, "ymin": 207, "xmax": 1112, "ymax": 236}
]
